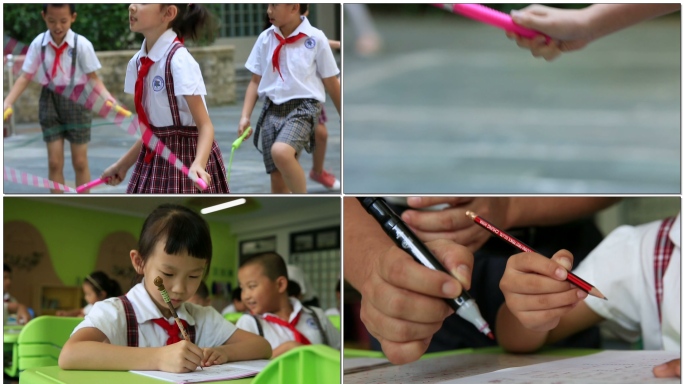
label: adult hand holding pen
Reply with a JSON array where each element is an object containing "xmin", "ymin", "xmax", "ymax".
[
  {"xmin": 401, "ymin": 197, "xmax": 510, "ymax": 252},
  {"xmin": 344, "ymin": 198, "xmax": 474, "ymax": 364}
]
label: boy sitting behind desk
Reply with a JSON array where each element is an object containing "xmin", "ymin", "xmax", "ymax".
[
  {"xmin": 236, "ymin": 252, "xmax": 340, "ymax": 358},
  {"xmin": 497, "ymin": 214, "xmax": 680, "ymax": 378}
]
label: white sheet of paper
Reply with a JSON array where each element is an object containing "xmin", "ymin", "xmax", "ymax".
[
  {"xmin": 439, "ymin": 350, "xmax": 680, "ymax": 384},
  {"xmin": 130, "ymin": 359, "xmax": 270, "ymax": 384},
  {"xmin": 344, "ymin": 353, "xmax": 563, "ymax": 384}
]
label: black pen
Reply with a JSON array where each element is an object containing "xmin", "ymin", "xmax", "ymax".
[{"xmin": 357, "ymin": 197, "xmax": 494, "ymax": 340}]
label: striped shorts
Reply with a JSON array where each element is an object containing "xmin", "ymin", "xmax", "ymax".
[
  {"xmin": 39, "ymin": 88, "xmax": 92, "ymax": 144},
  {"xmin": 254, "ymin": 98, "xmax": 321, "ymax": 174}
]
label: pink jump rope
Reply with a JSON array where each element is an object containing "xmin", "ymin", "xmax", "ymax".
[{"xmin": 434, "ymin": 4, "xmax": 551, "ymax": 42}]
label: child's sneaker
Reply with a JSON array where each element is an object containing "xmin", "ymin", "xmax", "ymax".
[{"xmin": 309, "ymin": 169, "xmax": 340, "ymax": 190}]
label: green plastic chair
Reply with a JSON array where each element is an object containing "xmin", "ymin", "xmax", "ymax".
[
  {"xmin": 253, "ymin": 344, "xmax": 340, "ymax": 384},
  {"xmin": 327, "ymin": 314, "xmax": 340, "ymax": 330},
  {"xmin": 223, "ymin": 312, "xmax": 243, "ymax": 324},
  {"xmin": 4, "ymin": 316, "xmax": 83, "ymax": 378}
]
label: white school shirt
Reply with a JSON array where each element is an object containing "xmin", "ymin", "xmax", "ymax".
[
  {"xmin": 124, "ymin": 29, "xmax": 207, "ymax": 127},
  {"xmin": 22, "ymin": 29, "xmax": 101, "ymax": 87},
  {"xmin": 245, "ymin": 16, "xmax": 339, "ymax": 105},
  {"xmin": 72, "ymin": 282, "xmax": 236, "ymax": 348},
  {"xmin": 236, "ymin": 298, "xmax": 340, "ymax": 350},
  {"xmin": 82, "ymin": 303, "xmax": 93, "ymax": 316},
  {"xmin": 574, "ymin": 214, "xmax": 680, "ymax": 351}
]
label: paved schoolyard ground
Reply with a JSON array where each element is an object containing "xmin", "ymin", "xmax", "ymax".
[
  {"xmin": 3, "ymin": 99, "xmax": 340, "ymax": 194},
  {"xmin": 343, "ymin": 11, "xmax": 680, "ymax": 193}
]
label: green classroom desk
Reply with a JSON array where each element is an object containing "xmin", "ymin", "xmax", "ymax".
[
  {"xmin": 19, "ymin": 367, "xmax": 253, "ymax": 384},
  {"xmin": 4, "ymin": 325, "xmax": 24, "ymax": 345},
  {"xmin": 21, "ymin": 344, "xmax": 341, "ymax": 384}
]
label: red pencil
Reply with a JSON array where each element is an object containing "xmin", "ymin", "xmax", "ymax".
[{"xmin": 466, "ymin": 211, "xmax": 607, "ymax": 300}]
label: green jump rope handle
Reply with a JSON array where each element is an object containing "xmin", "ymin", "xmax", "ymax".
[
  {"xmin": 232, "ymin": 126, "xmax": 252, "ymax": 149},
  {"xmin": 227, "ymin": 126, "xmax": 252, "ymax": 184}
]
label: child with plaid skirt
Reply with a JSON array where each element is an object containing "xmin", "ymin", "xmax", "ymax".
[
  {"xmin": 239, "ymin": 4, "xmax": 341, "ymax": 194},
  {"xmin": 102, "ymin": 4, "xmax": 229, "ymax": 193},
  {"xmin": 3, "ymin": 4, "xmax": 114, "ymax": 194}
]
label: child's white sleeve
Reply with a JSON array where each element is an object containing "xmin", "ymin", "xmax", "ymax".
[
  {"xmin": 123, "ymin": 55, "xmax": 138, "ymax": 95},
  {"xmin": 573, "ymin": 223, "xmax": 655, "ymax": 342},
  {"xmin": 318, "ymin": 309, "xmax": 341, "ymax": 350},
  {"xmin": 235, "ymin": 314, "xmax": 260, "ymax": 335},
  {"xmin": 20, "ymin": 34, "xmax": 43, "ymax": 75},
  {"xmin": 78, "ymin": 38, "xmax": 101, "ymax": 75},
  {"xmin": 195, "ymin": 306, "xmax": 236, "ymax": 347},
  {"xmin": 245, "ymin": 32, "xmax": 266, "ymax": 76},
  {"xmin": 314, "ymin": 32, "xmax": 340, "ymax": 79},
  {"xmin": 170, "ymin": 49, "xmax": 207, "ymax": 96},
  {"xmin": 71, "ymin": 299, "xmax": 127, "ymax": 346}
]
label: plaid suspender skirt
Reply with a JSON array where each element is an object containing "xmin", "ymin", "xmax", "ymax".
[{"xmin": 127, "ymin": 43, "xmax": 229, "ymax": 194}]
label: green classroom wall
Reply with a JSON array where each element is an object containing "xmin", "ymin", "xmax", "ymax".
[{"xmin": 3, "ymin": 198, "xmax": 237, "ymax": 290}]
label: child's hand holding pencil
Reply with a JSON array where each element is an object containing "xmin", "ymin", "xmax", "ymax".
[
  {"xmin": 499, "ymin": 249, "xmax": 589, "ymax": 333},
  {"xmin": 156, "ymin": 340, "xmax": 205, "ymax": 373},
  {"xmin": 154, "ymin": 276, "xmax": 204, "ymax": 372}
]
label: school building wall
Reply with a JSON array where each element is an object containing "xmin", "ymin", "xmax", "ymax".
[
  {"xmin": 3, "ymin": 45, "xmax": 236, "ymax": 124},
  {"xmin": 3, "ymin": 198, "xmax": 237, "ymax": 309}
]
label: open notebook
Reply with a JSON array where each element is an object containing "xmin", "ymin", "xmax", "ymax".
[{"xmin": 131, "ymin": 360, "xmax": 270, "ymax": 384}]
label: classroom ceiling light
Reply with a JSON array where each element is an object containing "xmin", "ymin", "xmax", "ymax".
[{"xmin": 201, "ymin": 198, "xmax": 247, "ymax": 214}]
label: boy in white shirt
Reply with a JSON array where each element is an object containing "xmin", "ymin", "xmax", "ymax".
[
  {"xmin": 236, "ymin": 252, "xmax": 340, "ymax": 358},
  {"xmin": 3, "ymin": 4, "xmax": 114, "ymax": 193},
  {"xmin": 238, "ymin": 4, "xmax": 341, "ymax": 193},
  {"xmin": 497, "ymin": 214, "xmax": 681, "ymax": 378}
]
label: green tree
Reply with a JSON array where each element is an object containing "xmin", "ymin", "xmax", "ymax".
[{"xmin": 3, "ymin": 4, "xmax": 222, "ymax": 51}]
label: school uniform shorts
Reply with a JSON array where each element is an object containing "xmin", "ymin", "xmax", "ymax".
[
  {"xmin": 39, "ymin": 88, "xmax": 92, "ymax": 144},
  {"xmin": 254, "ymin": 98, "xmax": 321, "ymax": 174}
]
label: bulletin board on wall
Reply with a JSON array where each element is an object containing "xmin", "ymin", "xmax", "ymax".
[{"xmin": 289, "ymin": 226, "xmax": 341, "ymax": 310}]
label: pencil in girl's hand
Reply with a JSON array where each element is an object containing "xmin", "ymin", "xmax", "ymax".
[
  {"xmin": 465, "ymin": 211, "xmax": 607, "ymax": 300},
  {"xmin": 153, "ymin": 276, "xmax": 203, "ymax": 370}
]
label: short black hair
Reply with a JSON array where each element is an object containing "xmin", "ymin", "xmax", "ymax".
[
  {"xmin": 287, "ymin": 279, "xmax": 301, "ymax": 297},
  {"xmin": 299, "ymin": 4, "xmax": 309, "ymax": 15},
  {"xmin": 85, "ymin": 271, "xmax": 122, "ymax": 298},
  {"xmin": 240, "ymin": 252, "xmax": 288, "ymax": 281},
  {"xmin": 335, "ymin": 279, "xmax": 341, "ymax": 292},
  {"xmin": 43, "ymin": 4, "xmax": 76, "ymax": 14},
  {"xmin": 195, "ymin": 280, "xmax": 209, "ymax": 299},
  {"xmin": 3, "ymin": 263, "xmax": 10, "ymax": 273},
  {"xmin": 232, "ymin": 287, "xmax": 242, "ymax": 302}
]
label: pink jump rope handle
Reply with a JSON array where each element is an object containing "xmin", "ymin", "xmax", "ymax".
[
  {"xmin": 439, "ymin": 4, "xmax": 551, "ymax": 42},
  {"xmin": 76, "ymin": 178, "xmax": 108, "ymax": 193},
  {"xmin": 196, "ymin": 177, "xmax": 208, "ymax": 190}
]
